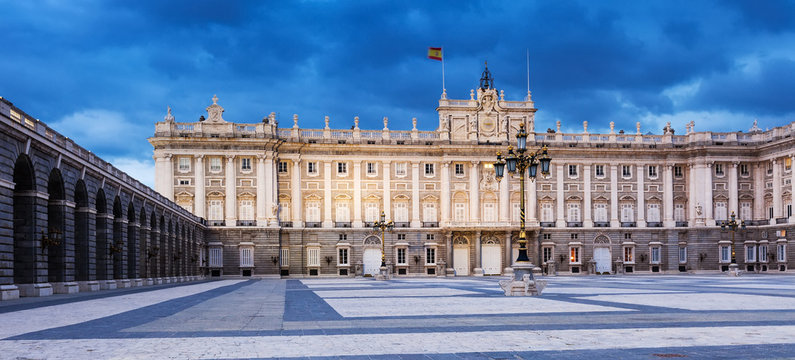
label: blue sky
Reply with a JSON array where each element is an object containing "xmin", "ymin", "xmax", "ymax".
[{"xmin": 2, "ymin": 1, "xmax": 795, "ymax": 187}]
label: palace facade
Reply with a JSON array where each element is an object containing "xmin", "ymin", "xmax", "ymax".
[{"xmin": 150, "ymin": 67, "xmax": 795, "ymax": 278}]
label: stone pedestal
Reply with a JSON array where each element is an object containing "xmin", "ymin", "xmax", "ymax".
[
  {"xmin": 499, "ymin": 264, "xmax": 546, "ymax": 296},
  {"xmin": 588, "ymin": 259, "xmax": 597, "ymax": 275},
  {"xmin": 100, "ymin": 280, "xmax": 117, "ymax": 290},
  {"xmin": 53, "ymin": 282, "xmax": 80, "ymax": 294},
  {"xmin": 19, "ymin": 283, "xmax": 53, "ymax": 297},
  {"xmin": 446, "ymin": 268, "xmax": 455, "ymax": 277},
  {"xmin": 154, "ymin": 278, "xmax": 163, "ymax": 285},
  {"xmin": 615, "ymin": 260, "xmax": 624, "ymax": 275},
  {"xmin": 546, "ymin": 263, "xmax": 556, "ymax": 276},
  {"xmin": 0, "ymin": 285, "xmax": 20, "ymax": 300},
  {"xmin": 473, "ymin": 268, "xmax": 484, "ymax": 276},
  {"xmin": 503, "ymin": 267, "xmax": 514, "ymax": 277},
  {"xmin": 146, "ymin": 278, "xmax": 154, "ymax": 286},
  {"xmin": 375, "ymin": 266, "xmax": 390, "ymax": 280},
  {"xmin": 728, "ymin": 263, "xmax": 741, "ymax": 277},
  {"xmin": 78, "ymin": 281, "xmax": 100, "ymax": 292},
  {"xmin": 133, "ymin": 279, "xmax": 143, "ymax": 287},
  {"xmin": 119, "ymin": 279, "xmax": 131, "ymax": 288}
]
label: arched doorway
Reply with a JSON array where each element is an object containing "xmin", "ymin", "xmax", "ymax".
[
  {"xmin": 593, "ymin": 235, "xmax": 612, "ymax": 274},
  {"xmin": 74, "ymin": 180, "xmax": 89, "ymax": 282},
  {"xmin": 47, "ymin": 169, "xmax": 66, "ymax": 284},
  {"xmin": 13, "ymin": 154, "xmax": 37, "ymax": 286},
  {"xmin": 126, "ymin": 203, "xmax": 137, "ymax": 279},
  {"xmin": 362, "ymin": 236, "xmax": 382, "ymax": 277},
  {"xmin": 453, "ymin": 236, "xmax": 469, "ymax": 276},
  {"xmin": 112, "ymin": 196, "xmax": 123, "ymax": 279},
  {"xmin": 95, "ymin": 189, "xmax": 108, "ymax": 281},
  {"xmin": 481, "ymin": 236, "xmax": 502, "ymax": 275}
]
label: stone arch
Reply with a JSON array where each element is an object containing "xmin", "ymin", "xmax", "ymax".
[
  {"xmin": 482, "ymin": 235, "xmax": 500, "ymax": 245},
  {"xmin": 453, "ymin": 235, "xmax": 469, "ymax": 247},
  {"xmin": 363, "ymin": 236, "xmax": 382, "ymax": 247},
  {"xmin": 172, "ymin": 221, "xmax": 180, "ymax": 277},
  {"xmin": 593, "ymin": 234, "xmax": 611, "ymax": 247},
  {"xmin": 74, "ymin": 179, "xmax": 90, "ymax": 282},
  {"xmin": 112, "ymin": 196, "xmax": 124, "ymax": 279},
  {"xmin": 126, "ymin": 202, "xmax": 137, "ymax": 279},
  {"xmin": 13, "ymin": 154, "xmax": 37, "ymax": 285},
  {"xmin": 95, "ymin": 189, "xmax": 108, "ymax": 281},
  {"xmin": 47, "ymin": 168, "xmax": 66, "ymax": 284}
]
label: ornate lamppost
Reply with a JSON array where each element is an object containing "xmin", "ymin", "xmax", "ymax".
[
  {"xmin": 494, "ymin": 122, "xmax": 551, "ymax": 280},
  {"xmin": 720, "ymin": 211, "xmax": 745, "ymax": 275},
  {"xmin": 373, "ymin": 211, "xmax": 394, "ymax": 278}
]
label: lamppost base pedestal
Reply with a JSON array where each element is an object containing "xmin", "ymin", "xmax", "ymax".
[
  {"xmin": 728, "ymin": 263, "xmax": 741, "ymax": 277},
  {"xmin": 499, "ymin": 263, "xmax": 546, "ymax": 296},
  {"xmin": 376, "ymin": 266, "xmax": 390, "ymax": 280}
]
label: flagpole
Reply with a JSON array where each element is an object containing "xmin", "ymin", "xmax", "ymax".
[
  {"xmin": 526, "ymin": 48, "xmax": 530, "ymax": 93},
  {"xmin": 442, "ymin": 48, "xmax": 446, "ymax": 92}
]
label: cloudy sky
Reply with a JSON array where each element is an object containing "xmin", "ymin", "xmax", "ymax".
[{"xmin": 2, "ymin": 1, "xmax": 795, "ymax": 187}]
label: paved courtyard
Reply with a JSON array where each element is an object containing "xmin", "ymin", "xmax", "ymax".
[{"xmin": 2, "ymin": 275, "xmax": 795, "ymax": 359}]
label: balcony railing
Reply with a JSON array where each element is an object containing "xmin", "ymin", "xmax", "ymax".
[
  {"xmin": 305, "ymin": 222, "xmax": 322, "ymax": 228},
  {"xmin": 236, "ymin": 220, "xmax": 256, "ymax": 227},
  {"xmin": 207, "ymin": 220, "xmax": 225, "ymax": 227},
  {"xmin": 675, "ymin": 221, "xmax": 688, "ymax": 227},
  {"xmin": 394, "ymin": 222, "xmax": 410, "ymax": 228},
  {"xmin": 363, "ymin": 221, "xmax": 375, "ymax": 227},
  {"xmin": 422, "ymin": 222, "xmax": 439, "ymax": 228},
  {"xmin": 335, "ymin": 222, "xmax": 351, "ymax": 228},
  {"xmin": 567, "ymin": 221, "xmax": 583, "ymax": 228},
  {"xmin": 540, "ymin": 222, "xmax": 556, "ymax": 228},
  {"xmin": 646, "ymin": 222, "xmax": 663, "ymax": 228},
  {"xmin": 594, "ymin": 222, "xmax": 610, "ymax": 227},
  {"xmin": 776, "ymin": 218, "xmax": 788, "ymax": 224},
  {"xmin": 621, "ymin": 222, "xmax": 637, "ymax": 227},
  {"xmin": 280, "ymin": 221, "xmax": 293, "ymax": 228}
]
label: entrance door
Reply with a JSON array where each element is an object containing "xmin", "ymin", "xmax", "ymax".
[
  {"xmin": 363, "ymin": 248, "xmax": 381, "ymax": 276},
  {"xmin": 482, "ymin": 244, "xmax": 501, "ymax": 275},
  {"xmin": 453, "ymin": 247, "xmax": 469, "ymax": 276},
  {"xmin": 594, "ymin": 247, "xmax": 611, "ymax": 274}
]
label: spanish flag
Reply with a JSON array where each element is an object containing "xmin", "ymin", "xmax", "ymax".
[{"xmin": 428, "ymin": 47, "xmax": 442, "ymax": 61}]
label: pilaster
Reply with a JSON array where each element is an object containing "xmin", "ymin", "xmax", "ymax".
[
  {"xmin": 323, "ymin": 161, "xmax": 333, "ymax": 227},
  {"xmin": 610, "ymin": 164, "xmax": 619, "ymax": 227},
  {"xmin": 410, "ymin": 161, "xmax": 421, "ymax": 228},
  {"xmin": 353, "ymin": 161, "xmax": 362, "ymax": 228},
  {"xmin": 256, "ymin": 155, "xmax": 267, "ymax": 226},
  {"xmin": 556, "ymin": 163, "xmax": 566, "ymax": 227},
  {"xmin": 469, "ymin": 161, "xmax": 480, "ymax": 222},
  {"xmin": 663, "ymin": 164, "xmax": 674, "ymax": 227},
  {"xmin": 194, "ymin": 155, "xmax": 205, "ymax": 219},
  {"xmin": 583, "ymin": 163, "xmax": 593, "ymax": 228},
  {"xmin": 291, "ymin": 159, "xmax": 303, "ymax": 227},
  {"xmin": 441, "ymin": 162, "xmax": 451, "ymax": 225},
  {"xmin": 382, "ymin": 161, "xmax": 391, "ymax": 219},
  {"xmin": 224, "ymin": 155, "xmax": 236, "ymax": 226},
  {"xmin": 636, "ymin": 165, "xmax": 646, "ymax": 227},
  {"xmin": 729, "ymin": 162, "xmax": 739, "ymax": 215}
]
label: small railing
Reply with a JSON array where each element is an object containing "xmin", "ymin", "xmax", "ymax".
[
  {"xmin": 305, "ymin": 222, "xmax": 322, "ymax": 228},
  {"xmin": 540, "ymin": 222, "xmax": 556, "ymax": 228},
  {"xmin": 422, "ymin": 222, "xmax": 439, "ymax": 228},
  {"xmin": 334, "ymin": 222, "xmax": 351, "ymax": 228},
  {"xmin": 207, "ymin": 220, "xmax": 226, "ymax": 227},
  {"xmin": 236, "ymin": 220, "xmax": 256, "ymax": 226},
  {"xmin": 621, "ymin": 222, "xmax": 637, "ymax": 227},
  {"xmin": 280, "ymin": 221, "xmax": 293, "ymax": 228},
  {"xmin": 646, "ymin": 222, "xmax": 663, "ymax": 228},
  {"xmin": 594, "ymin": 222, "xmax": 610, "ymax": 227},
  {"xmin": 394, "ymin": 222, "xmax": 410, "ymax": 228},
  {"xmin": 567, "ymin": 221, "xmax": 583, "ymax": 227}
]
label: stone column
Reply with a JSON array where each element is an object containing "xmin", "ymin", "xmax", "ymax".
[
  {"xmin": 473, "ymin": 230, "xmax": 483, "ymax": 276},
  {"xmin": 383, "ymin": 161, "xmax": 392, "ymax": 219},
  {"xmin": 445, "ymin": 233, "xmax": 454, "ymax": 275},
  {"xmin": 194, "ymin": 155, "xmax": 205, "ymax": 219},
  {"xmin": 689, "ymin": 163, "xmax": 697, "ymax": 225},
  {"xmin": 663, "ymin": 164, "xmax": 674, "ymax": 227},
  {"xmin": 411, "ymin": 161, "xmax": 421, "ymax": 227},
  {"xmin": 265, "ymin": 155, "xmax": 276, "ymax": 226},
  {"xmin": 528, "ymin": 174, "xmax": 538, "ymax": 225},
  {"xmin": 583, "ymin": 163, "xmax": 593, "ymax": 227},
  {"xmin": 323, "ymin": 161, "xmax": 333, "ymax": 227},
  {"xmin": 224, "ymin": 155, "xmax": 236, "ymax": 226},
  {"xmin": 753, "ymin": 162, "xmax": 765, "ymax": 221},
  {"xmin": 610, "ymin": 164, "xmax": 619, "ymax": 227},
  {"xmin": 155, "ymin": 154, "xmax": 174, "ymax": 201},
  {"xmin": 556, "ymin": 163, "xmax": 566, "ymax": 227},
  {"xmin": 704, "ymin": 163, "xmax": 714, "ymax": 226},
  {"xmin": 353, "ymin": 161, "xmax": 362, "ymax": 227},
  {"xmin": 441, "ymin": 162, "xmax": 451, "ymax": 225},
  {"xmin": 499, "ymin": 169, "xmax": 509, "ymax": 223},
  {"xmin": 772, "ymin": 159, "xmax": 782, "ymax": 222},
  {"xmin": 636, "ymin": 165, "xmax": 646, "ymax": 227},
  {"xmin": 291, "ymin": 159, "xmax": 302, "ymax": 227},
  {"xmin": 503, "ymin": 232, "xmax": 513, "ymax": 274},
  {"xmin": 729, "ymin": 162, "xmax": 739, "ymax": 216},
  {"xmin": 469, "ymin": 161, "xmax": 480, "ymax": 222},
  {"xmin": 256, "ymin": 155, "xmax": 267, "ymax": 226}
]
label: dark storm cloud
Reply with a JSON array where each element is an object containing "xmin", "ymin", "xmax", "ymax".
[{"xmin": 1, "ymin": 0, "xmax": 794, "ymax": 185}]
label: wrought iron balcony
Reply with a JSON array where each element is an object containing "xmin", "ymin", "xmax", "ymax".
[
  {"xmin": 334, "ymin": 222, "xmax": 351, "ymax": 228},
  {"xmin": 422, "ymin": 222, "xmax": 439, "ymax": 228}
]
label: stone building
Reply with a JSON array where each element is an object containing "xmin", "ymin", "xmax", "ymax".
[
  {"xmin": 150, "ymin": 66, "xmax": 795, "ymax": 278},
  {"xmin": 0, "ymin": 97, "xmax": 206, "ymax": 300}
]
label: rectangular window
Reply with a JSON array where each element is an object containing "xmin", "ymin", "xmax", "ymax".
[
  {"xmin": 454, "ymin": 202, "xmax": 467, "ymax": 222},
  {"xmin": 512, "ymin": 202, "xmax": 521, "ymax": 222},
  {"xmin": 621, "ymin": 204, "xmax": 634, "ymax": 222},
  {"xmin": 541, "ymin": 203, "xmax": 554, "ymax": 223},
  {"xmin": 787, "ymin": 157, "xmax": 792, "ymax": 171},
  {"xmin": 394, "ymin": 162, "xmax": 406, "ymax": 177},
  {"xmin": 759, "ymin": 244, "xmax": 768, "ymax": 262},
  {"xmin": 740, "ymin": 202, "xmax": 752, "ymax": 221},
  {"xmin": 740, "ymin": 164, "xmax": 749, "ymax": 176},
  {"xmin": 746, "ymin": 245, "xmax": 756, "ymax": 262},
  {"xmin": 570, "ymin": 234, "xmax": 578, "ymax": 240},
  {"xmin": 307, "ymin": 248, "xmax": 320, "ymax": 267},
  {"xmin": 778, "ymin": 244, "xmax": 786, "ymax": 262},
  {"xmin": 280, "ymin": 248, "xmax": 289, "ymax": 267},
  {"xmin": 483, "ymin": 203, "xmax": 496, "ymax": 222},
  {"xmin": 679, "ymin": 246, "xmax": 687, "ymax": 263},
  {"xmin": 715, "ymin": 164, "xmax": 724, "ymax": 176},
  {"xmin": 178, "ymin": 157, "xmax": 191, "ymax": 172},
  {"xmin": 365, "ymin": 203, "xmax": 379, "ymax": 223},
  {"xmin": 209, "ymin": 247, "xmax": 223, "ymax": 267},
  {"xmin": 306, "ymin": 202, "xmax": 320, "ymax": 222},
  {"xmin": 455, "ymin": 163, "xmax": 465, "ymax": 176},
  {"xmin": 650, "ymin": 247, "xmax": 661, "ymax": 264},
  {"xmin": 423, "ymin": 203, "xmax": 437, "ymax": 222},
  {"xmin": 338, "ymin": 248, "xmax": 349, "ymax": 266},
  {"xmin": 594, "ymin": 203, "xmax": 608, "ymax": 222},
  {"xmin": 624, "ymin": 233, "xmax": 632, "ymax": 239},
  {"xmin": 622, "ymin": 165, "xmax": 632, "ymax": 178},
  {"xmin": 675, "ymin": 204, "xmax": 686, "ymax": 222},
  {"xmin": 307, "ymin": 162, "xmax": 317, "ymax": 174},
  {"xmin": 397, "ymin": 234, "xmax": 406, "ymax": 240},
  {"xmin": 715, "ymin": 202, "xmax": 727, "ymax": 221},
  {"xmin": 623, "ymin": 247, "xmax": 634, "ymax": 263},
  {"xmin": 240, "ymin": 247, "xmax": 253, "ymax": 267},
  {"xmin": 210, "ymin": 157, "xmax": 222, "ymax": 172},
  {"xmin": 394, "ymin": 202, "xmax": 408, "ymax": 222},
  {"xmin": 674, "ymin": 166, "xmax": 683, "ymax": 178},
  {"xmin": 543, "ymin": 247, "xmax": 553, "ymax": 264},
  {"xmin": 568, "ymin": 164, "xmax": 578, "ymax": 177},
  {"xmin": 279, "ymin": 202, "xmax": 290, "ymax": 221},
  {"xmin": 335, "ymin": 202, "xmax": 350, "ymax": 222},
  {"xmin": 239, "ymin": 200, "xmax": 254, "ymax": 220},
  {"xmin": 595, "ymin": 165, "xmax": 605, "ymax": 177},
  {"xmin": 208, "ymin": 200, "xmax": 223, "ymax": 220},
  {"xmin": 278, "ymin": 161, "xmax": 288, "ymax": 173},
  {"xmin": 425, "ymin": 163, "xmax": 435, "ymax": 176},
  {"xmin": 337, "ymin": 162, "xmax": 348, "ymax": 175},
  {"xmin": 178, "ymin": 179, "xmax": 191, "ymax": 186},
  {"xmin": 720, "ymin": 245, "xmax": 731, "ymax": 263},
  {"xmin": 569, "ymin": 247, "xmax": 580, "ymax": 264},
  {"xmin": 567, "ymin": 203, "xmax": 581, "ymax": 222},
  {"xmin": 397, "ymin": 248, "xmax": 407, "ymax": 265},
  {"xmin": 427, "ymin": 234, "xmax": 434, "ymax": 241},
  {"xmin": 241, "ymin": 158, "xmax": 251, "ymax": 171},
  {"xmin": 425, "ymin": 248, "xmax": 436, "ymax": 265},
  {"xmin": 648, "ymin": 165, "xmax": 658, "ymax": 178},
  {"xmin": 367, "ymin": 162, "xmax": 377, "ymax": 175},
  {"xmin": 647, "ymin": 203, "xmax": 661, "ymax": 222}
]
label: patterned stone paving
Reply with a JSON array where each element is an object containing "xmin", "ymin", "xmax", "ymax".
[{"xmin": 2, "ymin": 275, "xmax": 795, "ymax": 359}]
